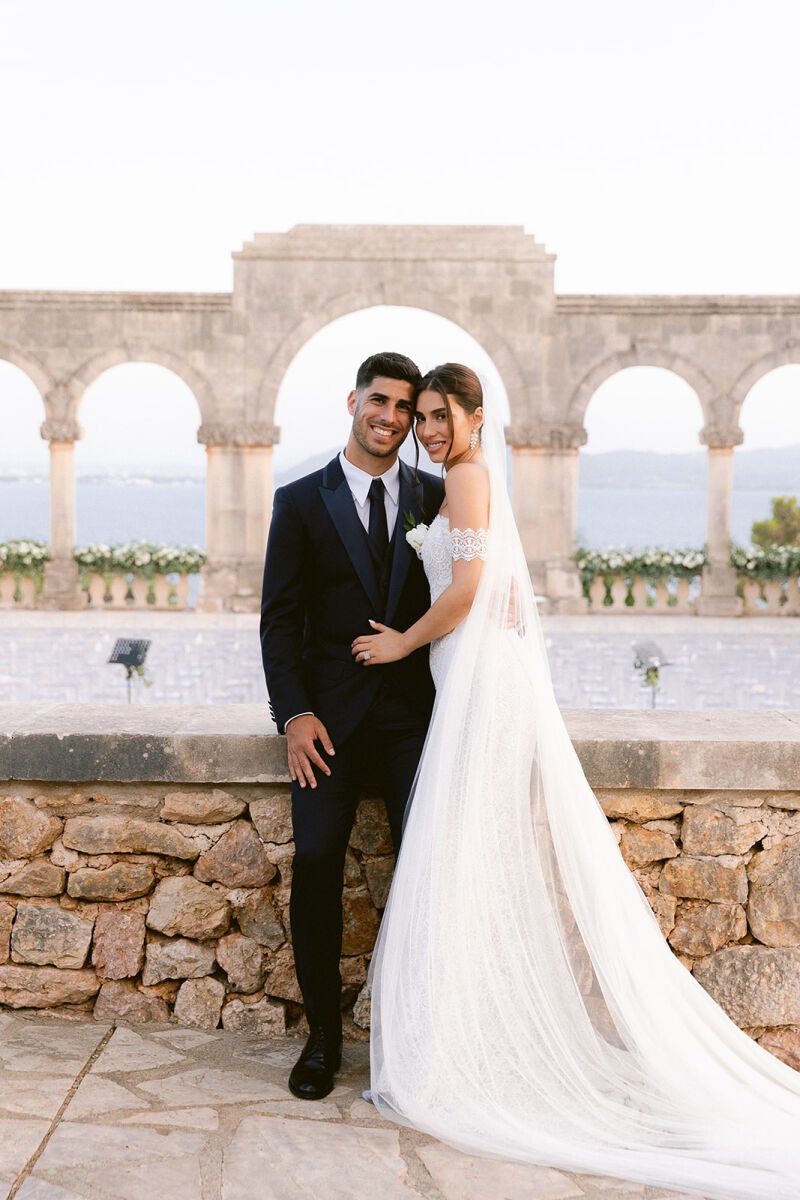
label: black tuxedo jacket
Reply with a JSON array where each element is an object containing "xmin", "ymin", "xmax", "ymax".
[{"xmin": 260, "ymin": 454, "xmax": 445, "ymax": 745}]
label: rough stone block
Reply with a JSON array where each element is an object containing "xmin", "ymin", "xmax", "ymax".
[
  {"xmin": 667, "ymin": 900, "xmax": 747, "ymax": 957},
  {"xmin": 162, "ymin": 789, "xmax": 246, "ymax": 824},
  {"xmin": 146, "ymin": 875, "xmax": 231, "ymax": 939},
  {"xmin": 216, "ymin": 932, "xmax": 267, "ymax": 993},
  {"xmin": 0, "ymin": 899, "xmax": 13, "ymax": 962},
  {"xmin": 349, "ymin": 797, "xmax": 394, "ymax": 855},
  {"xmin": 92, "ymin": 906, "xmax": 146, "ymax": 979},
  {"xmin": 67, "ymin": 862, "xmax": 155, "ymax": 901},
  {"xmin": 221, "ymin": 995, "xmax": 286, "ymax": 1035},
  {"xmin": 693, "ymin": 946, "xmax": 800, "ymax": 1026},
  {"xmin": 173, "ymin": 976, "xmax": 225, "ymax": 1029},
  {"xmin": 142, "ymin": 936, "xmax": 216, "ymax": 985},
  {"xmin": 0, "ymin": 859, "xmax": 66, "ymax": 897},
  {"xmin": 249, "ymin": 793, "xmax": 293, "ymax": 844},
  {"xmin": 0, "ymin": 963, "xmax": 100, "ymax": 1007},
  {"xmin": 10, "ymin": 901, "xmax": 94, "ymax": 968},
  {"xmin": 63, "ymin": 815, "xmax": 198, "ymax": 859},
  {"xmin": 264, "ymin": 945, "xmax": 303, "ymax": 1004},
  {"xmin": 598, "ymin": 792, "xmax": 683, "ymax": 822},
  {"xmin": 194, "ymin": 820, "xmax": 276, "ymax": 888},
  {"xmin": 342, "ymin": 888, "xmax": 379, "ymax": 955},
  {"xmin": 756, "ymin": 1025, "xmax": 800, "ymax": 1071},
  {"xmin": 364, "ymin": 855, "xmax": 395, "ymax": 910},
  {"xmin": 660, "ymin": 857, "xmax": 748, "ymax": 904},
  {"xmin": 231, "ymin": 887, "xmax": 285, "ymax": 949},
  {"xmin": 0, "ymin": 797, "xmax": 62, "ymax": 857},
  {"xmin": 682, "ymin": 806, "xmax": 765, "ymax": 856},
  {"xmin": 618, "ymin": 822, "xmax": 679, "ymax": 869},
  {"xmin": 747, "ymin": 833, "xmax": 800, "ymax": 946},
  {"xmin": 93, "ymin": 979, "xmax": 170, "ymax": 1023}
]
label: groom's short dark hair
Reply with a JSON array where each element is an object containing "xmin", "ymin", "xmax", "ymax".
[{"xmin": 356, "ymin": 352, "xmax": 421, "ymax": 392}]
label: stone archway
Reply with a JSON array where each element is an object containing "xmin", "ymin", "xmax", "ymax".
[
  {"xmin": 566, "ymin": 345, "xmax": 718, "ymax": 432},
  {"xmin": 253, "ymin": 287, "xmax": 526, "ymax": 429}
]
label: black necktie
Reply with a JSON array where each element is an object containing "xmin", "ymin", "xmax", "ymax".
[{"xmin": 368, "ymin": 478, "xmax": 389, "ymax": 566}]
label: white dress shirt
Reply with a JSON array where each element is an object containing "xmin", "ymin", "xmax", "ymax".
[
  {"xmin": 338, "ymin": 450, "xmax": 400, "ymax": 537},
  {"xmin": 284, "ymin": 451, "xmax": 401, "ymax": 730}
]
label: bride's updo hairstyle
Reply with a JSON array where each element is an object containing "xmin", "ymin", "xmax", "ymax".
[{"xmin": 414, "ymin": 362, "xmax": 483, "ymax": 472}]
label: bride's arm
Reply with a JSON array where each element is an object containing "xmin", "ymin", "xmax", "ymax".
[{"xmin": 352, "ymin": 463, "xmax": 490, "ymax": 665}]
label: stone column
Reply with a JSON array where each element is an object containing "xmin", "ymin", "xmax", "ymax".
[
  {"xmin": 40, "ymin": 418, "xmax": 83, "ymax": 609},
  {"xmin": 697, "ymin": 425, "xmax": 744, "ymax": 616},
  {"xmin": 197, "ymin": 421, "xmax": 280, "ymax": 613},
  {"xmin": 507, "ymin": 423, "xmax": 588, "ymax": 614}
]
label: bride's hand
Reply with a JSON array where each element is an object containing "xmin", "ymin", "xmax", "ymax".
[{"xmin": 351, "ymin": 621, "xmax": 410, "ymax": 665}]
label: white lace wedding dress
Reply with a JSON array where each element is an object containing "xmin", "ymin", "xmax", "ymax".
[{"xmin": 366, "ymin": 404, "xmax": 800, "ymax": 1199}]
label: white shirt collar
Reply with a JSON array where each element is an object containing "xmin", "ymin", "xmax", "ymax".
[{"xmin": 339, "ymin": 450, "xmax": 401, "ymax": 507}]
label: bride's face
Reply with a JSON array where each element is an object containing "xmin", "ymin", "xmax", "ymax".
[{"xmin": 415, "ymin": 389, "xmax": 477, "ymax": 464}]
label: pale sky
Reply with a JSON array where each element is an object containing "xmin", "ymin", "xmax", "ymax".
[{"xmin": 2, "ymin": 0, "xmax": 800, "ymax": 468}]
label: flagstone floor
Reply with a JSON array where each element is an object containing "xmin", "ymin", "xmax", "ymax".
[
  {"xmin": 0, "ymin": 1012, "xmax": 707, "ymax": 1200},
  {"xmin": 1, "ymin": 609, "xmax": 798, "ymax": 710}
]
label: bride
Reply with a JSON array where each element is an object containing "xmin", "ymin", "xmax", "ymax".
[{"xmin": 351, "ymin": 363, "xmax": 800, "ymax": 1200}]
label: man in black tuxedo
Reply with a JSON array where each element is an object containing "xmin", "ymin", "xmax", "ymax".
[{"xmin": 260, "ymin": 351, "xmax": 444, "ymax": 1100}]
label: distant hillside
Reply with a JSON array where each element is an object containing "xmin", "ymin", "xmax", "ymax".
[{"xmin": 580, "ymin": 444, "xmax": 800, "ymax": 491}]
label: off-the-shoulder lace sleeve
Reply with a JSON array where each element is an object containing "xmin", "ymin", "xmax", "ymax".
[{"xmin": 450, "ymin": 527, "xmax": 489, "ymax": 561}]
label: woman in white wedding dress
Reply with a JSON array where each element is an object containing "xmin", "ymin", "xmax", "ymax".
[{"xmin": 351, "ymin": 363, "xmax": 800, "ymax": 1200}]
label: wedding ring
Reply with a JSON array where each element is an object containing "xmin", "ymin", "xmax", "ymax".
[{"xmin": 363, "ymin": 651, "xmax": 371, "ymax": 662}]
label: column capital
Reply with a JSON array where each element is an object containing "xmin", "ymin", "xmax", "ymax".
[
  {"xmin": 700, "ymin": 425, "xmax": 744, "ymax": 449},
  {"xmin": 198, "ymin": 421, "xmax": 281, "ymax": 447},
  {"xmin": 506, "ymin": 422, "xmax": 588, "ymax": 449},
  {"xmin": 41, "ymin": 418, "xmax": 82, "ymax": 442}
]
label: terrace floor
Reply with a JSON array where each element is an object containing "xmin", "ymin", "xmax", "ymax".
[
  {"xmin": 0, "ymin": 1011, "xmax": 705, "ymax": 1200},
  {"xmin": 0, "ymin": 610, "xmax": 798, "ymax": 711}
]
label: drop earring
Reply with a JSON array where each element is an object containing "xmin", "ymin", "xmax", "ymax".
[{"xmin": 469, "ymin": 429, "xmax": 479, "ymax": 451}]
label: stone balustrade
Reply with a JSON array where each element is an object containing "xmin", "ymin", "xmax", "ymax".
[
  {"xmin": 586, "ymin": 574, "xmax": 700, "ymax": 613},
  {"xmin": 81, "ymin": 571, "xmax": 194, "ymax": 610},
  {"xmin": 1, "ymin": 704, "xmax": 799, "ymax": 1072},
  {"xmin": 0, "ymin": 571, "xmax": 41, "ymax": 608},
  {"xmin": 583, "ymin": 569, "xmax": 800, "ymax": 616}
]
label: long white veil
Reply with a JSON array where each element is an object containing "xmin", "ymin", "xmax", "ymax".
[{"xmin": 368, "ymin": 388, "xmax": 800, "ymax": 1198}]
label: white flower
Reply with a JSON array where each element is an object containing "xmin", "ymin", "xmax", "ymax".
[{"xmin": 405, "ymin": 523, "xmax": 429, "ymax": 559}]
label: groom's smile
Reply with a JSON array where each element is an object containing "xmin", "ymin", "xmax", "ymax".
[{"xmin": 347, "ymin": 375, "xmax": 414, "ymax": 463}]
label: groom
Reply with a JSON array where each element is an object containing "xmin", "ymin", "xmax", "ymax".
[{"xmin": 260, "ymin": 351, "xmax": 444, "ymax": 1100}]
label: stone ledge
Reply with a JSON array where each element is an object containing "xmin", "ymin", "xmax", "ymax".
[{"xmin": 0, "ymin": 704, "xmax": 798, "ymax": 790}]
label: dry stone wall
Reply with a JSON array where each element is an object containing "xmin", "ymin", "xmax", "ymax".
[
  {"xmin": 1, "ymin": 780, "xmax": 800, "ymax": 1069},
  {"xmin": 0, "ymin": 784, "xmax": 393, "ymax": 1040}
]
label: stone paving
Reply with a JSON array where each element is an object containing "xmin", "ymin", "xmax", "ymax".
[
  {"xmin": 1, "ymin": 610, "xmax": 799, "ymax": 711},
  {"xmin": 0, "ymin": 1012, "xmax": 706, "ymax": 1200}
]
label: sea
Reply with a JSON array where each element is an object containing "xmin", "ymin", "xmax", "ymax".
[{"xmin": 0, "ymin": 478, "xmax": 786, "ymax": 551}]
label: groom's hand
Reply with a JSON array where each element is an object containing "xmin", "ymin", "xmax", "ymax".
[{"xmin": 286, "ymin": 715, "xmax": 335, "ymax": 789}]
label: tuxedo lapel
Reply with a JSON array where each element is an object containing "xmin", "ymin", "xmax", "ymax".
[
  {"xmin": 318, "ymin": 457, "xmax": 383, "ymax": 616},
  {"xmin": 385, "ymin": 461, "xmax": 424, "ymax": 625}
]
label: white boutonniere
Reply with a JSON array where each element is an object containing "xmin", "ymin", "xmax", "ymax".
[{"xmin": 403, "ymin": 511, "xmax": 429, "ymax": 559}]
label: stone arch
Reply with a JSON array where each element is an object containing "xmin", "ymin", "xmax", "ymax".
[
  {"xmin": 68, "ymin": 345, "xmax": 215, "ymax": 422},
  {"xmin": 566, "ymin": 346, "xmax": 718, "ymax": 430},
  {"xmin": 253, "ymin": 287, "xmax": 526, "ymax": 425},
  {"xmin": 0, "ymin": 341, "xmax": 56, "ymax": 401},
  {"xmin": 731, "ymin": 345, "xmax": 800, "ymax": 420}
]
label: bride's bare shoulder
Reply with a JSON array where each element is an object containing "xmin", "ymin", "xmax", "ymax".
[{"xmin": 443, "ymin": 461, "xmax": 490, "ymax": 497}]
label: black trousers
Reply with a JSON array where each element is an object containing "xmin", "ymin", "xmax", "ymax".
[{"xmin": 289, "ymin": 681, "xmax": 428, "ymax": 1032}]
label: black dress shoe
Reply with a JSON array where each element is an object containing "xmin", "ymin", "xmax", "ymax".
[{"xmin": 288, "ymin": 1025, "xmax": 343, "ymax": 1100}]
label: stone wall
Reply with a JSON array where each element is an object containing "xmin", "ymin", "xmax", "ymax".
[{"xmin": 1, "ymin": 704, "xmax": 799, "ymax": 1070}]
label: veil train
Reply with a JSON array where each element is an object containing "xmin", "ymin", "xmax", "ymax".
[{"xmin": 367, "ymin": 388, "xmax": 800, "ymax": 1199}]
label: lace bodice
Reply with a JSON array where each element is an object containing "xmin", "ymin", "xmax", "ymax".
[
  {"xmin": 420, "ymin": 514, "xmax": 489, "ymax": 689},
  {"xmin": 421, "ymin": 515, "xmax": 489, "ymax": 604}
]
